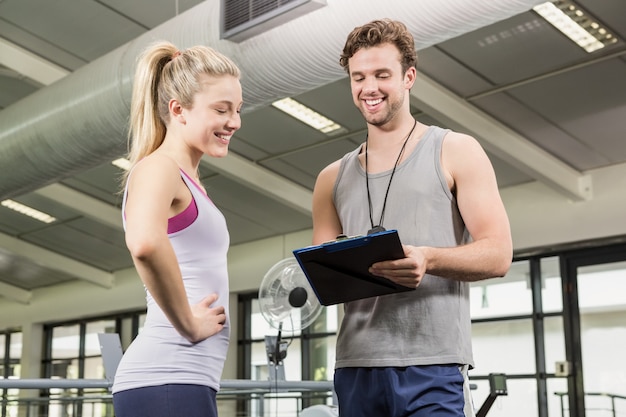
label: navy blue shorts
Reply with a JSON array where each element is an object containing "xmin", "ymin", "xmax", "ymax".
[
  {"xmin": 113, "ymin": 384, "xmax": 218, "ymax": 417},
  {"xmin": 334, "ymin": 365, "xmax": 475, "ymax": 417}
]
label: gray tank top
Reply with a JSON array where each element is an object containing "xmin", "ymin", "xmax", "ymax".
[{"xmin": 333, "ymin": 125, "xmax": 473, "ymax": 368}]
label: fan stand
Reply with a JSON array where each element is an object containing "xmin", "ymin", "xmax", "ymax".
[{"xmin": 265, "ymin": 323, "xmax": 289, "ymax": 382}]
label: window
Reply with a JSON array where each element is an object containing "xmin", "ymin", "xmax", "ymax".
[
  {"xmin": 0, "ymin": 329, "xmax": 22, "ymax": 417},
  {"xmin": 469, "ymin": 243, "xmax": 626, "ymax": 416},
  {"xmin": 41, "ymin": 311, "xmax": 145, "ymax": 417}
]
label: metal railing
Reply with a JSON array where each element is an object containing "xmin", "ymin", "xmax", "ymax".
[
  {"xmin": 0, "ymin": 378, "xmax": 335, "ymax": 417},
  {"xmin": 554, "ymin": 391, "xmax": 626, "ymax": 417}
]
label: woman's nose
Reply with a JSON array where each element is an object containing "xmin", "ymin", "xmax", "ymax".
[{"xmin": 227, "ymin": 112, "xmax": 241, "ymax": 130}]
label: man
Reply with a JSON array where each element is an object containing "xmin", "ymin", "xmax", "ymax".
[{"xmin": 312, "ymin": 19, "xmax": 512, "ymax": 417}]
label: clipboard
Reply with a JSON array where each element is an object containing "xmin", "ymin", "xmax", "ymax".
[{"xmin": 292, "ymin": 229, "xmax": 414, "ymax": 306}]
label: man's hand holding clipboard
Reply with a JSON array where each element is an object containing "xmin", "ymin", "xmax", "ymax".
[{"xmin": 292, "ymin": 229, "xmax": 415, "ymax": 306}]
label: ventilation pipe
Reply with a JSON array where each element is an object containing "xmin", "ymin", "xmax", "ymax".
[{"xmin": 0, "ymin": 0, "xmax": 542, "ymax": 199}]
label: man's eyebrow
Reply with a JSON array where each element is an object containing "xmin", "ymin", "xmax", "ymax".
[{"xmin": 350, "ymin": 68, "xmax": 392, "ymax": 76}]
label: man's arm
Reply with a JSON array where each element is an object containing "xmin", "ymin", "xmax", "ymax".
[
  {"xmin": 369, "ymin": 132, "xmax": 512, "ymax": 285},
  {"xmin": 312, "ymin": 160, "xmax": 344, "ymax": 245}
]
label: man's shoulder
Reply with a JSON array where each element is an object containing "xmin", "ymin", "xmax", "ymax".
[
  {"xmin": 318, "ymin": 158, "xmax": 342, "ymax": 180},
  {"xmin": 442, "ymin": 129, "xmax": 479, "ymax": 146}
]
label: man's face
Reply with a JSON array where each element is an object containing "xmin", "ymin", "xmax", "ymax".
[{"xmin": 348, "ymin": 43, "xmax": 410, "ymax": 127}]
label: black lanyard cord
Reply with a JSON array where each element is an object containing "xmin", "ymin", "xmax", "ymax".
[{"xmin": 365, "ymin": 119, "xmax": 417, "ymax": 234}]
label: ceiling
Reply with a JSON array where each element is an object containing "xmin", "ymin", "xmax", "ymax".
[{"xmin": 0, "ymin": 0, "xmax": 625, "ymax": 304}]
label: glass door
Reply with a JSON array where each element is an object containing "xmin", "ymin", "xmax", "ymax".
[{"xmin": 560, "ymin": 243, "xmax": 626, "ymax": 417}]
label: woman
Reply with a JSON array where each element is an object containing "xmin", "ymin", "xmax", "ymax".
[{"xmin": 112, "ymin": 41, "xmax": 243, "ymax": 417}]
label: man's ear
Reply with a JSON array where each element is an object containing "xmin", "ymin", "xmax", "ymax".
[
  {"xmin": 169, "ymin": 99, "xmax": 185, "ymax": 124},
  {"xmin": 404, "ymin": 67, "xmax": 416, "ymax": 90}
]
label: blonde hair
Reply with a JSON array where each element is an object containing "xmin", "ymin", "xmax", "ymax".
[{"xmin": 124, "ymin": 41, "xmax": 240, "ymax": 182}]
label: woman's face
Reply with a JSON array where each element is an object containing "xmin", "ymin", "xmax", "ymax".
[{"xmin": 181, "ymin": 74, "xmax": 243, "ymax": 158}]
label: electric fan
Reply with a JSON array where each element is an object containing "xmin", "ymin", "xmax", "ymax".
[
  {"xmin": 258, "ymin": 256, "xmax": 322, "ymax": 376},
  {"xmin": 258, "ymin": 256, "xmax": 322, "ymax": 333}
]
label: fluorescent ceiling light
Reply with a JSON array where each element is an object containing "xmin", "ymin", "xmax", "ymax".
[
  {"xmin": 533, "ymin": 1, "xmax": 618, "ymax": 53},
  {"xmin": 272, "ymin": 97, "xmax": 345, "ymax": 134},
  {"xmin": 1, "ymin": 199, "xmax": 57, "ymax": 224},
  {"xmin": 112, "ymin": 158, "xmax": 132, "ymax": 171}
]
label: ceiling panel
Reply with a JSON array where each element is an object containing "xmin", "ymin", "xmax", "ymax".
[
  {"xmin": 261, "ymin": 158, "xmax": 318, "ymax": 190},
  {"xmin": 0, "ymin": 248, "xmax": 74, "ymax": 290},
  {"xmin": 205, "ymin": 176, "xmax": 312, "ymax": 234},
  {"xmin": 438, "ymin": 12, "xmax": 588, "ymax": 86},
  {"xmin": 220, "ymin": 207, "xmax": 282, "ymax": 245},
  {"xmin": 0, "ymin": 0, "xmax": 146, "ymax": 61},
  {"xmin": 15, "ymin": 193, "xmax": 87, "ymax": 221},
  {"xmin": 507, "ymin": 59, "xmax": 626, "ymax": 166},
  {"xmin": 0, "ymin": 19, "xmax": 87, "ymax": 71},
  {"xmin": 417, "ymin": 47, "xmax": 494, "ymax": 98},
  {"xmin": 0, "ymin": 194, "xmax": 85, "ymax": 237},
  {"xmin": 228, "ymin": 135, "xmax": 272, "ymax": 161},
  {"xmin": 236, "ymin": 106, "xmax": 327, "ymax": 154},
  {"xmin": 0, "ymin": 210, "xmax": 41, "ymax": 236},
  {"xmin": 262, "ymin": 136, "xmax": 363, "ymax": 188},
  {"xmin": 472, "ymin": 92, "xmax": 611, "ymax": 171},
  {"xmin": 0, "ymin": 66, "xmax": 38, "ymax": 109},
  {"xmin": 61, "ymin": 164, "xmax": 125, "ymax": 206},
  {"xmin": 24, "ymin": 223, "xmax": 131, "ymax": 271},
  {"xmin": 99, "ymin": 0, "xmax": 204, "ymax": 28},
  {"xmin": 66, "ymin": 217, "xmax": 127, "ymax": 248}
]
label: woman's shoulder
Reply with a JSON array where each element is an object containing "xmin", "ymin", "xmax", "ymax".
[
  {"xmin": 133, "ymin": 152, "xmax": 181, "ymax": 177},
  {"xmin": 126, "ymin": 152, "xmax": 182, "ymax": 192}
]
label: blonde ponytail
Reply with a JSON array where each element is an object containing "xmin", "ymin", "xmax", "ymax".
[{"xmin": 122, "ymin": 41, "xmax": 240, "ymax": 186}]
